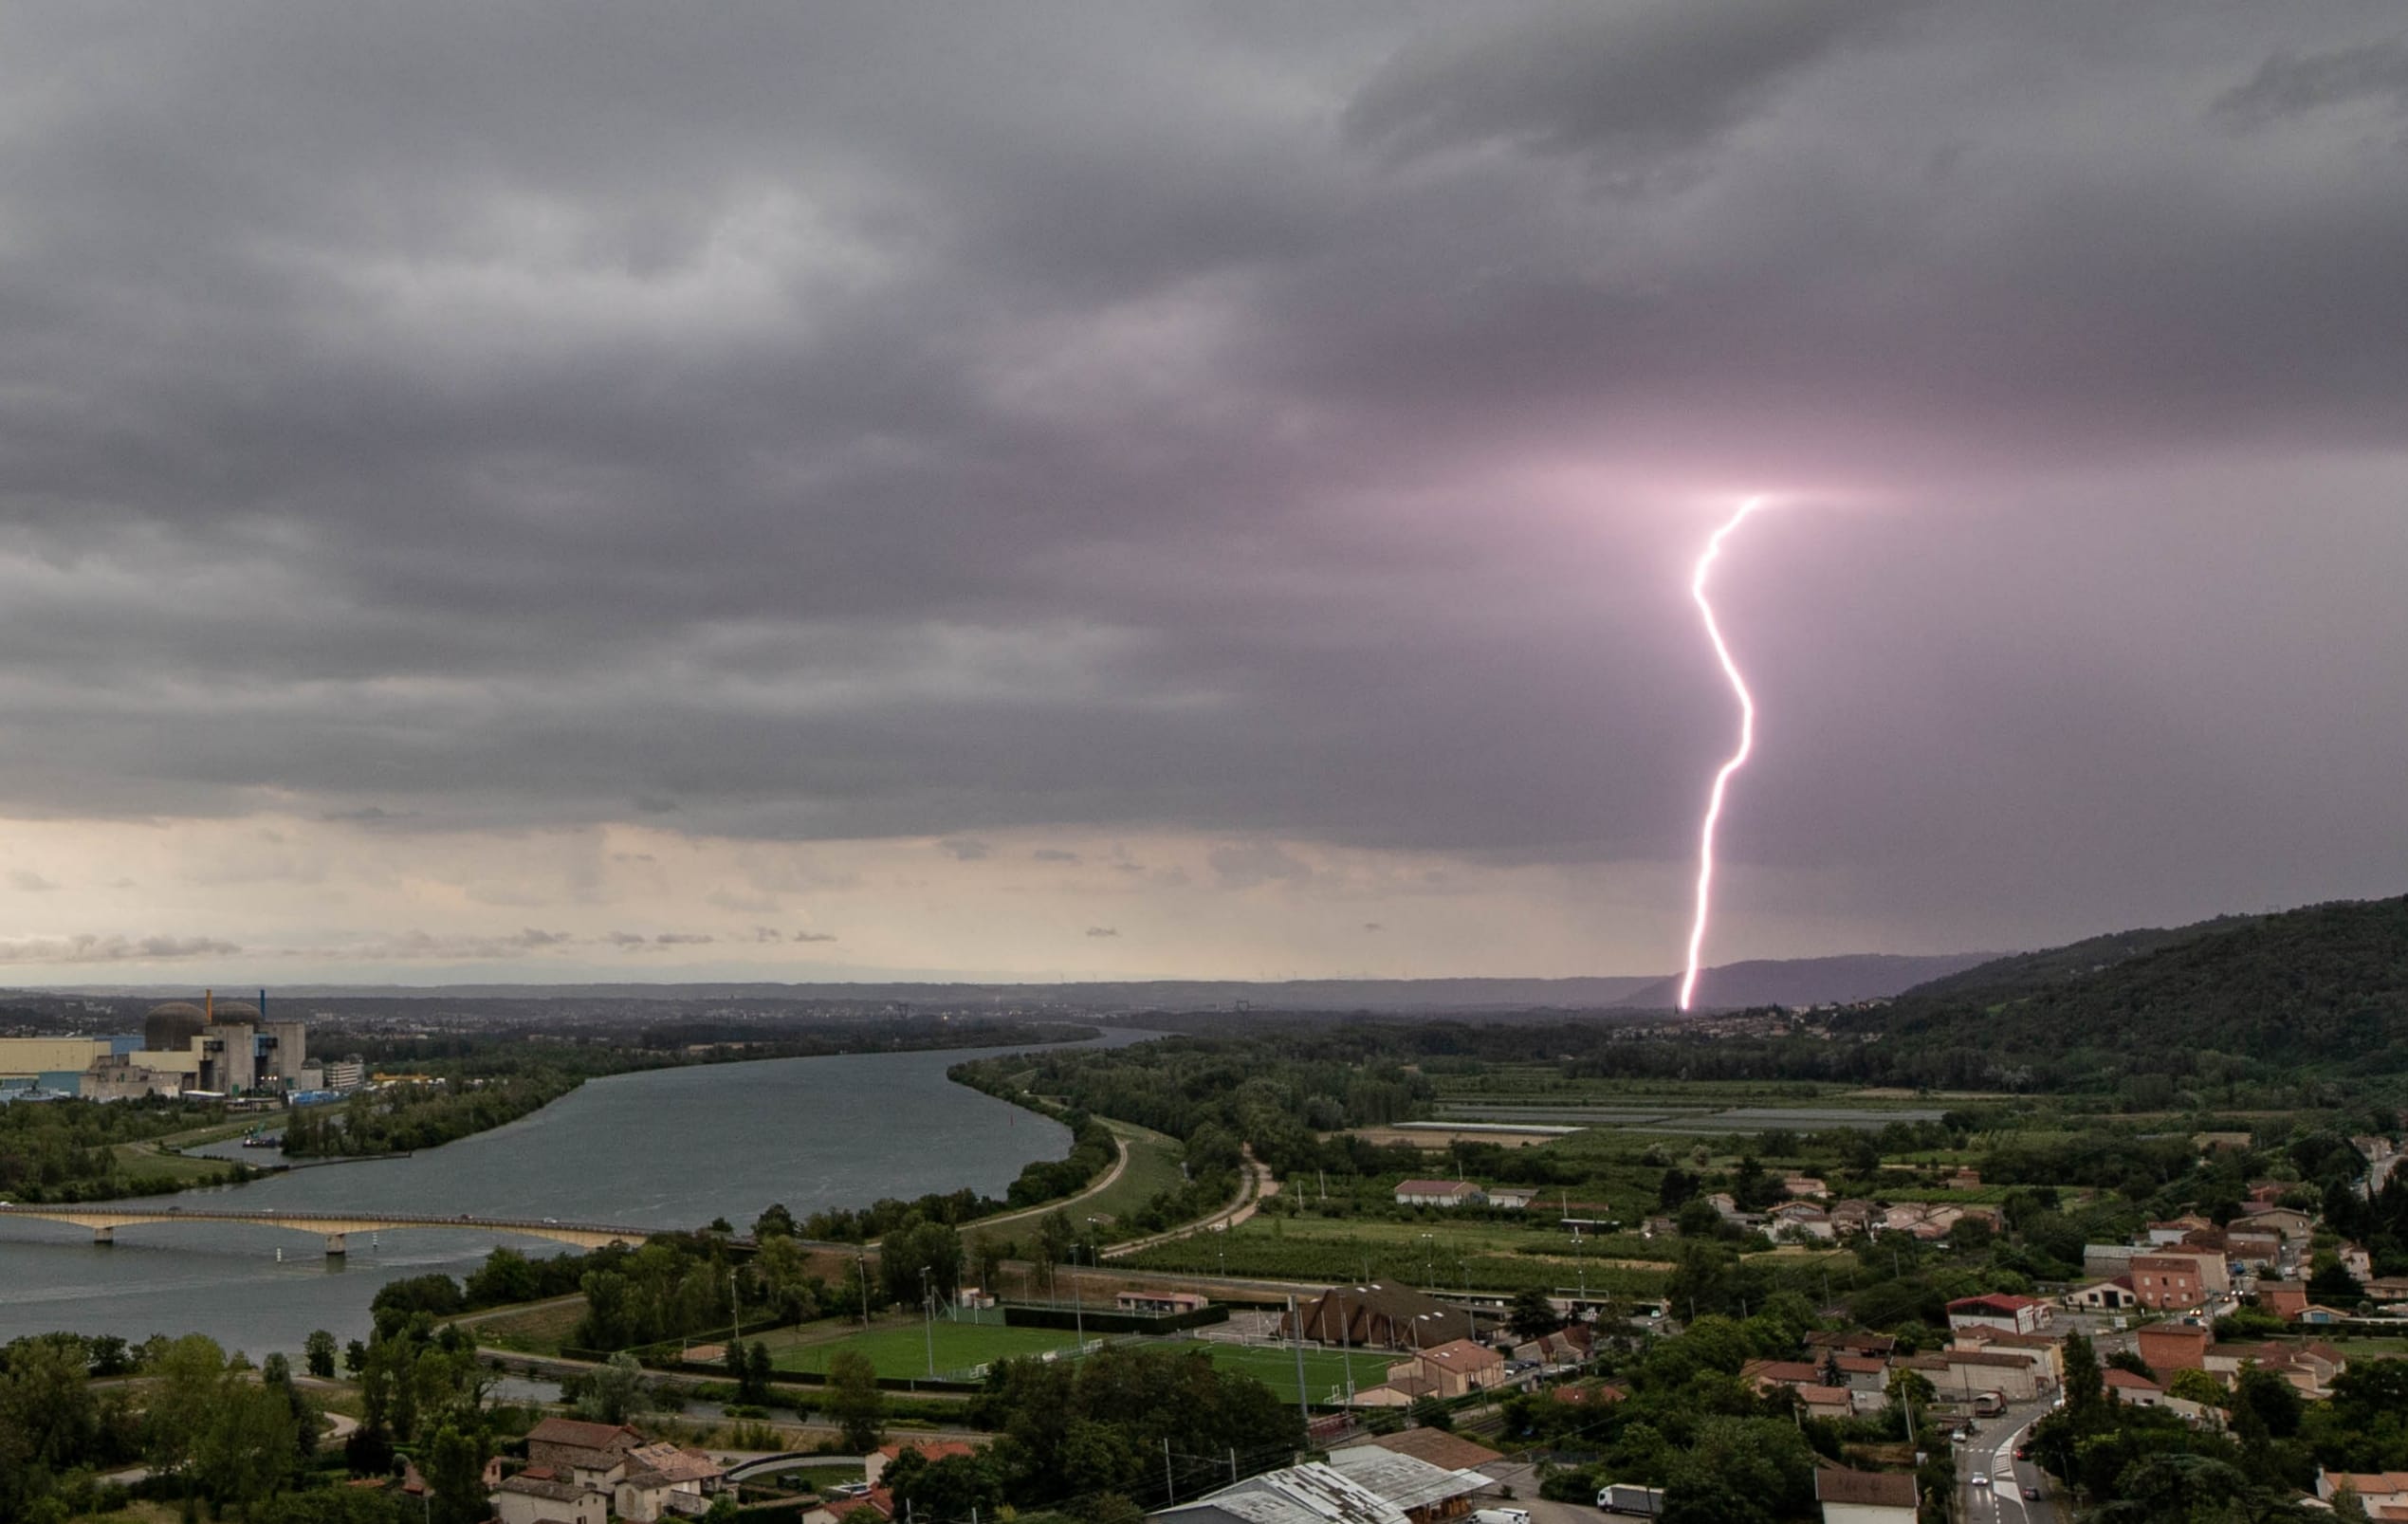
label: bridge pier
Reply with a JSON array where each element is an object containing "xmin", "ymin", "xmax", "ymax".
[
  {"xmin": 324, "ymin": 1234, "xmax": 346, "ymax": 1258},
  {"xmin": 93, "ymin": 1225, "xmax": 113, "ymax": 1245}
]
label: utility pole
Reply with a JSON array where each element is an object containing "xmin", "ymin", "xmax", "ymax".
[
  {"xmin": 1072, "ymin": 1242, "xmax": 1086, "ymax": 1350},
  {"xmin": 1164, "ymin": 1437, "xmax": 1176, "ymax": 1505},
  {"xmin": 1338, "ymin": 1296, "xmax": 1356, "ymax": 1405},
  {"xmin": 729, "ymin": 1268, "xmax": 742, "ymax": 1351},
  {"xmin": 858, "ymin": 1253, "xmax": 872, "ymax": 1329},
  {"xmin": 1288, "ymin": 1294, "xmax": 1310, "ymax": 1435},
  {"xmin": 923, "ymin": 1267, "xmax": 935, "ymax": 1377}
]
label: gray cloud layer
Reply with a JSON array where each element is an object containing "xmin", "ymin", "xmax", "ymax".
[{"xmin": 1, "ymin": 2, "xmax": 2403, "ymax": 949}]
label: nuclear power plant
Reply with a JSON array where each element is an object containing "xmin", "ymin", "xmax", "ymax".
[{"xmin": 0, "ymin": 990, "xmax": 319, "ymax": 1102}]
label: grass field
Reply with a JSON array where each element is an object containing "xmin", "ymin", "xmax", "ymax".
[
  {"xmin": 769, "ymin": 1317, "xmax": 1405, "ymax": 1404},
  {"xmin": 2333, "ymin": 1336, "xmax": 2408, "ymax": 1357},
  {"xmin": 1080, "ymin": 1122, "xmax": 1187, "ymax": 1227},
  {"xmin": 108, "ymin": 1140, "xmax": 250, "ymax": 1185},
  {"xmin": 770, "ymin": 1318, "xmax": 1084, "ymax": 1379},
  {"xmin": 965, "ymin": 1120, "xmax": 1188, "ymax": 1253},
  {"xmin": 469, "ymin": 1297, "xmax": 587, "ymax": 1354},
  {"xmin": 1200, "ymin": 1343, "xmax": 1397, "ymax": 1404}
]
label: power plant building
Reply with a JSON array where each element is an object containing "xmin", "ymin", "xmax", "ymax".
[{"xmin": 0, "ymin": 990, "xmax": 308, "ymax": 1102}]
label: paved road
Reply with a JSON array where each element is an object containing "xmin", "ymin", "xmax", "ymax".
[
  {"xmin": 1103, "ymin": 1148, "xmax": 1274, "ymax": 1259},
  {"xmin": 1958, "ymin": 1394, "xmax": 2061, "ymax": 1524},
  {"xmin": 957, "ymin": 1129, "xmax": 1132, "ymax": 1241},
  {"xmin": 1957, "ymin": 1313, "xmax": 2150, "ymax": 1524},
  {"xmin": 1478, "ymin": 1460, "xmax": 1599, "ymax": 1524}
]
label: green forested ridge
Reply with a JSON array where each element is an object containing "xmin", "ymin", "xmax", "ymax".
[
  {"xmin": 1899, "ymin": 914, "xmax": 2257, "ymax": 1001},
  {"xmin": 1846, "ymin": 894, "xmax": 2408, "ymax": 1089}
]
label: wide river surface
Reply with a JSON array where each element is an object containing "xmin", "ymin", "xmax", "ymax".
[{"xmin": 0, "ymin": 1030, "xmax": 1149, "ymax": 1357}]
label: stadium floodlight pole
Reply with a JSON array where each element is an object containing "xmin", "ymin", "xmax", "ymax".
[
  {"xmin": 1072, "ymin": 1242, "xmax": 1086, "ymax": 1350},
  {"xmin": 1289, "ymin": 1294, "xmax": 1311, "ymax": 1441},
  {"xmin": 922, "ymin": 1266, "xmax": 935, "ymax": 1377}
]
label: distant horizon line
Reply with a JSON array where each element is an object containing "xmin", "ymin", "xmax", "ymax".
[{"xmin": 9, "ymin": 949, "xmax": 2003, "ymax": 1000}]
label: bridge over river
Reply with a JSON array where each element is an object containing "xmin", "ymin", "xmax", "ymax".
[{"xmin": 0, "ymin": 1203, "xmax": 654, "ymax": 1255}]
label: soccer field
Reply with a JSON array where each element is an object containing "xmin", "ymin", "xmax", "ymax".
[
  {"xmin": 1202, "ymin": 1343, "xmax": 1397, "ymax": 1405},
  {"xmin": 772, "ymin": 1320, "xmax": 1084, "ymax": 1379}
]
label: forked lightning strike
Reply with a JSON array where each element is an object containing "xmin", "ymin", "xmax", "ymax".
[{"xmin": 1678, "ymin": 497, "xmax": 1767, "ymax": 1012}]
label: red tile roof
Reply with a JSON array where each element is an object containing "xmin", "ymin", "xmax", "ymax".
[{"xmin": 1815, "ymin": 1469, "xmax": 1918, "ymax": 1507}]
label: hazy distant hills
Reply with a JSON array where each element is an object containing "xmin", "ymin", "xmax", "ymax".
[
  {"xmin": 39, "ymin": 976, "xmax": 1664, "ymax": 1011},
  {"xmin": 42, "ymin": 957, "xmax": 1992, "ymax": 1015},
  {"xmin": 1614, "ymin": 952, "xmax": 1999, "ymax": 1013}
]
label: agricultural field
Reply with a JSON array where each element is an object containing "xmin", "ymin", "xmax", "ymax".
[
  {"xmin": 767, "ymin": 1315, "xmax": 1084, "ymax": 1380},
  {"xmin": 1245, "ymin": 1211, "xmax": 1657, "ymax": 1262},
  {"xmin": 1115, "ymin": 1216, "xmax": 1667, "ymax": 1296}
]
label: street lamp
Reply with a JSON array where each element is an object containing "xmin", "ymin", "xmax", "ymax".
[
  {"xmin": 1419, "ymin": 1233, "xmax": 1435, "ymax": 1292},
  {"xmin": 922, "ymin": 1266, "xmax": 935, "ymax": 1377},
  {"xmin": 1070, "ymin": 1242, "xmax": 1086, "ymax": 1350}
]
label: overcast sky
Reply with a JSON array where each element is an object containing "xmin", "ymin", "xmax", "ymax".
[{"xmin": 1, "ymin": 2, "xmax": 2403, "ymax": 984}]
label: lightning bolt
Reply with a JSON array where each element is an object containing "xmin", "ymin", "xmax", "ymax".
[{"xmin": 1678, "ymin": 497, "xmax": 1767, "ymax": 1012}]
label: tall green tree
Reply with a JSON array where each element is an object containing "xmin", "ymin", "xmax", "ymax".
[
  {"xmin": 425, "ymin": 1425, "xmax": 488, "ymax": 1524},
  {"xmin": 143, "ymin": 1335, "xmax": 231, "ymax": 1487},
  {"xmin": 195, "ymin": 1381, "xmax": 298, "ymax": 1518},
  {"xmin": 1036, "ymin": 1210, "xmax": 1077, "ymax": 1293},
  {"xmin": 303, "ymin": 1331, "xmax": 340, "ymax": 1381},
  {"xmin": 1506, "ymin": 1288, "xmax": 1562, "ymax": 1342},
  {"xmin": 0, "ymin": 1338, "xmax": 101, "ymax": 1516},
  {"xmin": 2062, "ymin": 1331, "xmax": 2105, "ymax": 1418},
  {"xmin": 744, "ymin": 1343, "xmax": 775, "ymax": 1405},
  {"xmin": 828, "ymin": 1350, "xmax": 885, "ymax": 1452}
]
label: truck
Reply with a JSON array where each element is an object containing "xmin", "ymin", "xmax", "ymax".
[
  {"xmin": 1971, "ymin": 1390, "xmax": 2006, "ymax": 1417},
  {"xmin": 1597, "ymin": 1484, "xmax": 1666, "ymax": 1516}
]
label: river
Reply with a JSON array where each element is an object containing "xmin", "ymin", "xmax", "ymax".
[{"xmin": 0, "ymin": 1029, "xmax": 1149, "ymax": 1357}]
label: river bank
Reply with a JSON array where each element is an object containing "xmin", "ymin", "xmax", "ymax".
[{"xmin": 0, "ymin": 1028, "xmax": 1157, "ymax": 1354}]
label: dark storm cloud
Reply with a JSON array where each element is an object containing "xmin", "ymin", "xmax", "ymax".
[
  {"xmin": 1346, "ymin": 0, "xmax": 1917, "ymax": 176},
  {"xmin": 2214, "ymin": 34, "xmax": 2408, "ymax": 126},
  {"xmin": 0, "ymin": 2, "xmax": 2403, "ymax": 949}
]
